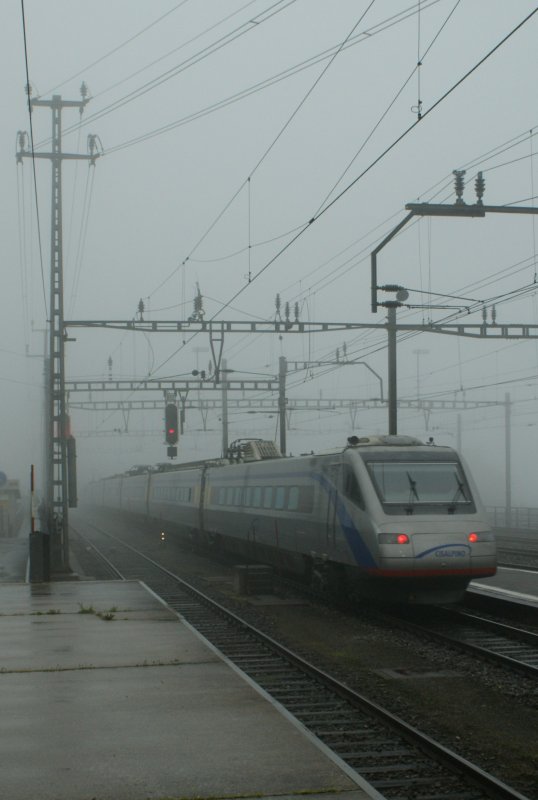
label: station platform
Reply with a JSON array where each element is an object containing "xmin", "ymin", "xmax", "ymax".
[
  {"xmin": 470, "ymin": 565, "xmax": 538, "ymax": 608},
  {"xmin": 0, "ymin": 579, "xmax": 378, "ymax": 800}
]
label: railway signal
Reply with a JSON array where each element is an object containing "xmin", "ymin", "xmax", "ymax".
[{"xmin": 164, "ymin": 404, "xmax": 178, "ymax": 446}]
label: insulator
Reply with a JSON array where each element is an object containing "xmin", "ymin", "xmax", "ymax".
[
  {"xmin": 482, "ymin": 306, "xmax": 487, "ymax": 322},
  {"xmin": 294, "ymin": 302, "xmax": 299, "ymax": 321},
  {"xmin": 275, "ymin": 293, "xmax": 281, "ymax": 313},
  {"xmin": 475, "ymin": 171, "xmax": 485, "ymax": 204},
  {"xmin": 80, "ymin": 81, "xmax": 88, "ymax": 99},
  {"xmin": 284, "ymin": 301, "xmax": 290, "ymax": 320},
  {"xmin": 491, "ymin": 305, "xmax": 497, "ymax": 324},
  {"xmin": 17, "ymin": 131, "xmax": 27, "ymax": 155},
  {"xmin": 453, "ymin": 169, "xmax": 466, "ymax": 204}
]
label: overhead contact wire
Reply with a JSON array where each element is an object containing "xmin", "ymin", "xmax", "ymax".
[{"xmin": 20, "ymin": 0, "xmax": 47, "ymax": 317}]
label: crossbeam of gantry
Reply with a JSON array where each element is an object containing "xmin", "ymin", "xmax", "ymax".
[
  {"xmin": 64, "ymin": 318, "xmax": 538, "ymax": 338},
  {"xmin": 68, "ymin": 397, "xmax": 503, "ymax": 412}
]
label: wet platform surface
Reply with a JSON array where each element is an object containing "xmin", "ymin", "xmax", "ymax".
[
  {"xmin": 0, "ymin": 579, "xmax": 376, "ymax": 800},
  {"xmin": 470, "ymin": 565, "xmax": 538, "ymax": 607}
]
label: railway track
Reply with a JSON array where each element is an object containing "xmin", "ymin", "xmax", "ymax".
[
  {"xmin": 387, "ymin": 606, "xmax": 538, "ymax": 679},
  {"xmin": 71, "ymin": 518, "xmax": 531, "ymax": 800},
  {"xmin": 497, "ymin": 553, "xmax": 538, "ymax": 571}
]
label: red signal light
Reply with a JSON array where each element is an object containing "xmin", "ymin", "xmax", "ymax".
[{"xmin": 164, "ymin": 404, "xmax": 179, "ymax": 445}]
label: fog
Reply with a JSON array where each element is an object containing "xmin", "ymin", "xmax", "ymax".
[{"xmin": 2, "ymin": 1, "xmax": 538, "ymax": 509}]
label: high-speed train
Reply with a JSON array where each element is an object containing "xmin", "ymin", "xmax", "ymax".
[{"xmin": 88, "ymin": 434, "xmax": 496, "ymax": 604}]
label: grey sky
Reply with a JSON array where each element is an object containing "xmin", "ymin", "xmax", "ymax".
[{"xmin": 2, "ymin": 1, "xmax": 538, "ymax": 504}]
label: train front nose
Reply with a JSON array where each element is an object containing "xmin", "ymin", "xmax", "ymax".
[
  {"xmin": 412, "ymin": 533, "xmax": 471, "ymax": 573},
  {"xmin": 376, "ymin": 528, "xmax": 472, "ymax": 574}
]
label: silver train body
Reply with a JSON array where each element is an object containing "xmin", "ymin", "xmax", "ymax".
[{"xmin": 89, "ymin": 435, "xmax": 496, "ymax": 604}]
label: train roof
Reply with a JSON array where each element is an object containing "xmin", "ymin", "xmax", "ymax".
[
  {"xmin": 99, "ymin": 435, "xmax": 454, "ymax": 482},
  {"xmin": 304, "ymin": 434, "xmax": 440, "ymax": 456},
  {"xmin": 347, "ymin": 434, "xmax": 426, "ymax": 447}
]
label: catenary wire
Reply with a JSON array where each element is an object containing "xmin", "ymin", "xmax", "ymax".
[
  {"xmin": 41, "ymin": 1, "xmax": 193, "ymax": 97},
  {"xmin": 146, "ymin": 8, "xmax": 538, "ymax": 384},
  {"xmin": 19, "ymin": 0, "xmax": 47, "ymax": 317},
  {"xmin": 86, "ymin": 1, "xmax": 260, "ymax": 104},
  {"xmin": 90, "ymin": 0, "xmax": 375, "ymax": 424},
  {"xmin": 40, "ymin": 0, "xmax": 298, "ymax": 147},
  {"xmin": 103, "ymin": 0, "xmax": 441, "ymax": 159}
]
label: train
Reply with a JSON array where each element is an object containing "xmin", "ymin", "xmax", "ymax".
[{"xmin": 88, "ymin": 434, "xmax": 497, "ymax": 604}]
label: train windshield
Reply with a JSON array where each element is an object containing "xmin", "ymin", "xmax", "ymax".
[{"xmin": 366, "ymin": 460, "xmax": 474, "ymax": 511}]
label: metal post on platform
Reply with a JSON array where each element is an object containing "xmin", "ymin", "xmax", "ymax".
[{"xmin": 29, "ymin": 464, "xmax": 50, "ymax": 583}]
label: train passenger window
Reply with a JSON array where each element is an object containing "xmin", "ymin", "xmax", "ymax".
[
  {"xmin": 244, "ymin": 486, "xmax": 252, "ymax": 507},
  {"xmin": 263, "ymin": 487, "xmax": 273, "ymax": 508},
  {"xmin": 234, "ymin": 487, "xmax": 242, "ymax": 506},
  {"xmin": 288, "ymin": 486, "xmax": 299, "ymax": 511},
  {"xmin": 275, "ymin": 486, "xmax": 286, "ymax": 509},
  {"xmin": 226, "ymin": 487, "xmax": 234, "ymax": 505},
  {"xmin": 252, "ymin": 486, "xmax": 262, "ymax": 508},
  {"xmin": 344, "ymin": 467, "xmax": 365, "ymax": 509},
  {"xmin": 218, "ymin": 487, "xmax": 226, "ymax": 505}
]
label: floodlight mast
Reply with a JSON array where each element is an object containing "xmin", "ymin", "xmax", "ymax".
[{"xmin": 370, "ymin": 170, "xmax": 538, "ymax": 435}]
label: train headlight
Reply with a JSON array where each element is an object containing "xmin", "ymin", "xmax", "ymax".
[{"xmin": 378, "ymin": 533, "xmax": 410, "ymax": 544}]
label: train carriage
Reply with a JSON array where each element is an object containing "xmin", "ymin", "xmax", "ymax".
[
  {"xmin": 89, "ymin": 435, "xmax": 496, "ymax": 604},
  {"xmin": 148, "ymin": 465, "xmax": 200, "ymax": 533}
]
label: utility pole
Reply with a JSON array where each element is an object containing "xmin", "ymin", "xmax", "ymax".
[
  {"xmin": 17, "ymin": 85, "xmax": 99, "ymax": 571},
  {"xmin": 387, "ymin": 305, "xmax": 398, "ymax": 435},
  {"xmin": 278, "ymin": 356, "xmax": 287, "ymax": 456},
  {"xmin": 505, "ymin": 393, "xmax": 512, "ymax": 527},
  {"xmin": 221, "ymin": 358, "xmax": 229, "ymax": 458}
]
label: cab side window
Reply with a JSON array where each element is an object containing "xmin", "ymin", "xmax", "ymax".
[{"xmin": 344, "ymin": 466, "xmax": 365, "ymax": 510}]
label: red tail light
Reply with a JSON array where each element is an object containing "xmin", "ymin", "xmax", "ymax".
[
  {"xmin": 397, "ymin": 534, "xmax": 410, "ymax": 545},
  {"xmin": 468, "ymin": 532, "xmax": 478, "ymax": 543}
]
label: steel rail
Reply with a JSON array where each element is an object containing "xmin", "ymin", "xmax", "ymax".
[{"xmin": 73, "ymin": 517, "xmax": 531, "ymax": 800}]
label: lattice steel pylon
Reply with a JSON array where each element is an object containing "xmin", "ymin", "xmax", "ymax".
[{"xmin": 17, "ymin": 86, "xmax": 99, "ymax": 570}]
